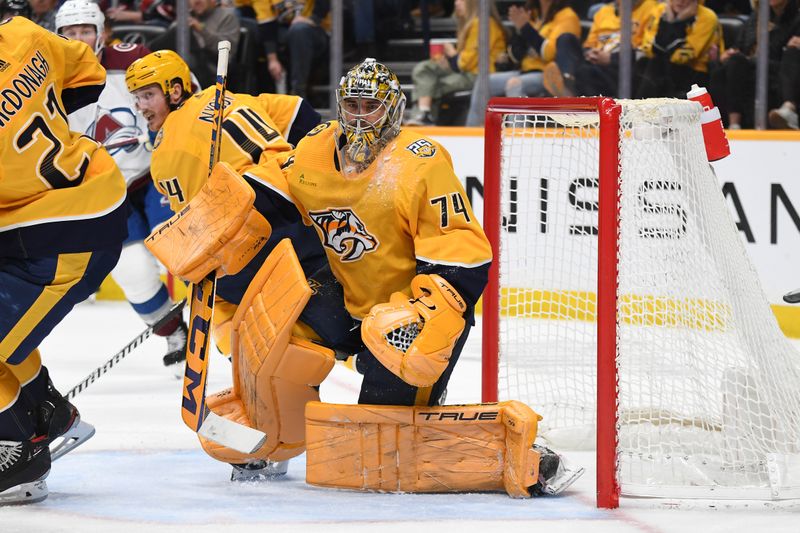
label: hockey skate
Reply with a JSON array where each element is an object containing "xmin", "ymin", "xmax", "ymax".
[
  {"xmin": 40, "ymin": 376, "xmax": 95, "ymax": 461},
  {"xmin": 0, "ymin": 438, "xmax": 51, "ymax": 506},
  {"xmin": 162, "ymin": 321, "xmax": 188, "ymax": 378},
  {"xmin": 530, "ymin": 444, "xmax": 585, "ymax": 496},
  {"xmin": 230, "ymin": 459, "xmax": 289, "ymax": 482}
]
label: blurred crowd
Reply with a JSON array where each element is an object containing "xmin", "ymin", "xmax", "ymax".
[{"xmin": 1, "ymin": 0, "xmax": 797, "ymax": 129}]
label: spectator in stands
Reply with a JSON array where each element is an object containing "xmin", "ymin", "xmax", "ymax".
[
  {"xmin": 106, "ymin": 0, "xmax": 176, "ymax": 27},
  {"xmin": 234, "ymin": 0, "xmax": 288, "ymax": 93},
  {"xmin": 348, "ymin": 0, "xmax": 414, "ymax": 58},
  {"xmin": 285, "ymin": 0, "xmax": 330, "ymax": 99},
  {"xmin": 30, "ymin": 0, "xmax": 58, "ymax": 31},
  {"xmin": 0, "ymin": 0, "xmax": 31, "ymax": 22},
  {"xmin": 705, "ymin": 0, "xmax": 752, "ymax": 16},
  {"xmin": 710, "ymin": 0, "xmax": 799, "ymax": 128},
  {"xmin": 635, "ymin": 0, "xmax": 723, "ymax": 99},
  {"xmin": 768, "ymin": 2, "xmax": 800, "ymax": 129},
  {"xmin": 543, "ymin": 0, "xmax": 656, "ymax": 97},
  {"xmin": 406, "ymin": 0, "xmax": 507, "ymax": 126},
  {"xmin": 465, "ymin": 0, "xmax": 581, "ymax": 126},
  {"xmin": 149, "ymin": 0, "xmax": 241, "ymax": 88}
]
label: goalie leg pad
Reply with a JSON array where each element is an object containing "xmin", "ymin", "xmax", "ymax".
[
  {"xmin": 305, "ymin": 400, "xmax": 542, "ymax": 497},
  {"xmin": 145, "ymin": 162, "xmax": 272, "ymax": 284},
  {"xmin": 199, "ymin": 239, "xmax": 336, "ymax": 464}
]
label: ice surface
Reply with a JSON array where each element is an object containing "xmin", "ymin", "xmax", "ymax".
[{"xmin": 1, "ymin": 301, "xmax": 798, "ymax": 532}]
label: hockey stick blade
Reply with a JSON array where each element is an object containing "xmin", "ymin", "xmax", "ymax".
[
  {"xmin": 783, "ymin": 289, "xmax": 800, "ymax": 304},
  {"xmin": 65, "ymin": 299, "xmax": 187, "ymax": 399},
  {"xmin": 197, "ymin": 411, "xmax": 267, "ymax": 454}
]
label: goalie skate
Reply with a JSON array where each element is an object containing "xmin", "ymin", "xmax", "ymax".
[
  {"xmin": 531, "ymin": 444, "xmax": 585, "ymax": 496},
  {"xmin": 230, "ymin": 459, "xmax": 289, "ymax": 482}
]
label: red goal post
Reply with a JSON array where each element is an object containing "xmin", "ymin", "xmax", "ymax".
[
  {"xmin": 481, "ymin": 97, "xmax": 800, "ymax": 509},
  {"xmin": 482, "ymin": 97, "xmax": 621, "ymax": 508}
]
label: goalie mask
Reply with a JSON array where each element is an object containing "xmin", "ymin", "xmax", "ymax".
[
  {"xmin": 56, "ymin": 0, "xmax": 106, "ymax": 54},
  {"xmin": 336, "ymin": 58, "xmax": 406, "ymax": 169},
  {"xmin": 125, "ymin": 50, "xmax": 193, "ymax": 101}
]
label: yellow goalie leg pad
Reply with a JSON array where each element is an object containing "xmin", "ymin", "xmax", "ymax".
[
  {"xmin": 145, "ymin": 162, "xmax": 271, "ymax": 284},
  {"xmin": 199, "ymin": 239, "xmax": 336, "ymax": 464},
  {"xmin": 305, "ymin": 401, "xmax": 543, "ymax": 497}
]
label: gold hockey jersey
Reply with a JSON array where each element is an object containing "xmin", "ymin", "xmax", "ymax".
[
  {"xmin": 283, "ymin": 122, "xmax": 492, "ymax": 319},
  {"xmin": 0, "ymin": 16, "xmax": 127, "ymax": 256},
  {"xmin": 584, "ymin": 0, "xmax": 657, "ymax": 52},
  {"xmin": 150, "ymin": 87, "xmax": 295, "ymax": 211}
]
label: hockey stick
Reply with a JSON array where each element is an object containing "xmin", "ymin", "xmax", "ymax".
[
  {"xmin": 65, "ymin": 299, "xmax": 187, "ymax": 400},
  {"xmin": 103, "ymin": 134, "xmax": 151, "ymax": 151},
  {"xmin": 180, "ymin": 41, "xmax": 267, "ymax": 454}
]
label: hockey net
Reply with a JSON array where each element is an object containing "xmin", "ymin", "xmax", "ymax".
[{"xmin": 481, "ymin": 97, "xmax": 800, "ymax": 508}]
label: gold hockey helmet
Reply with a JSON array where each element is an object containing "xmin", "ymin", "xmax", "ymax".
[{"xmin": 125, "ymin": 49, "xmax": 192, "ymax": 96}]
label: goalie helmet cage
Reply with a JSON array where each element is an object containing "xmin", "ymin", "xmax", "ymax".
[{"xmin": 480, "ymin": 97, "xmax": 800, "ymax": 509}]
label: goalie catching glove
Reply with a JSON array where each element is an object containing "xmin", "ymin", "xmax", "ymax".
[
  {"xmin": 145, "ymin": 162, "xmax": 271, "ymax": 283},
  {"xmin": 361, "ymin": 274, "xmax": 467, "ymax": 387}
]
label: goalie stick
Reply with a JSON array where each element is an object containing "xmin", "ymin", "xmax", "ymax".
[
  {"xmin": 179, "ymin": 40, "xmax": 267, "ymax": 455},
  {"xmin": 65, "ymin": 299, "xmax": 187, "ymax": 400}
]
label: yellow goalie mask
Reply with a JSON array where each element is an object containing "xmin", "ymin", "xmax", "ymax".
[
  {"xmin": 125, "ymin": 49, "xmax": 193, "ymax": 97},
  {"xmin": 336, "ymin": 58, "xmax": 406, "ymax": 168}
]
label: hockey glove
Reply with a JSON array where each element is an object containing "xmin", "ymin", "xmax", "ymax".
[{"xmin": 361, "ymin": 274, "xmax": 467, "ymax": 387}]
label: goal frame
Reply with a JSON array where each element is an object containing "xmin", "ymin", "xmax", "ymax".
[{"xmin": 481, "ymin": 97, "xmax": 622, "ymax": 508}]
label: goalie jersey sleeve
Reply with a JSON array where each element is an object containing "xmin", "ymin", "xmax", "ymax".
[
  {"xmin": 284, "ymin": 122, "xmax": 492, "ymax": 318},
  {"xmin": 0, "ymin": 16, "xmax": 128, "ymax": 257}
]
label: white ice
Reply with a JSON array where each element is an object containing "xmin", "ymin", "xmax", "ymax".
[{"xmin": 1, "ymin": 300, "xmax": 798, "ymax": 532}]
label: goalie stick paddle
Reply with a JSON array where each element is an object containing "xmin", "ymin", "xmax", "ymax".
[
  {"xmin": 179, "ymin": 40, "xmax": 267, "ymax": 455},
  {"xmin": 65, "ymin": 299, "xmax": 187, "ymax": 400}
]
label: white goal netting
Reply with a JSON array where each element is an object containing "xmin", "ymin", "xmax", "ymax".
[{"xmin": 490, "ymin": 98, "xmax": 800, "ymax": 499}]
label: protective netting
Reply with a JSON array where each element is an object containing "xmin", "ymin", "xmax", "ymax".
[{"xmin": 492, "ymin": 98, "xmax": 800, "ymax": 499}]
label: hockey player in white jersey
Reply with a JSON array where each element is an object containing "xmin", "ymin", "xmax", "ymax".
[{"xmin": 57, "ymin": 0, "xmax": 189, "ymax": 372}]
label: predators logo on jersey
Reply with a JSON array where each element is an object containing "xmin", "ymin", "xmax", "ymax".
[
  {"xmin": 406, "ymin": 139, "xmax": 436, "ymax": 158},
  {"xmin": 309, "ymin": 208, "xmax": 379, "ymax": 262}
]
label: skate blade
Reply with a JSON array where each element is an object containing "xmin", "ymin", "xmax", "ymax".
[
  {"xmin": 50, "ymin": 420, "xmax": 96, "ymax": 461},
  {"xmin": 0, "ymin": 478, "xmax": 48, "ymax": 506},
  {"xmin": 543, "ymin": 464, "xmax": 585, "ymax": 496},
  {"xmin": 231, "ymin": 460, "xmax": 289, "ymax": 482}
]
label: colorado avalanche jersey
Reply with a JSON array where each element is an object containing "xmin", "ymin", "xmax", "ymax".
[{"xmin": 68, "ymin": 42, "xmax": 151, "ymax": 188}]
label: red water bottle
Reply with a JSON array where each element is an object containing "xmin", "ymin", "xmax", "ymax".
[{"xmin": 686, "ymin": 84, "xmax": 730, "ymax": 162}]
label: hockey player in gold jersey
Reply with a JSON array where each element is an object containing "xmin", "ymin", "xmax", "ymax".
[
  {"xmin": 126, "ymin": 50, "xmax": 355, "ymax": 479},
  {"xmin": 282, "ymin": 59, "xmax": 583, "ymax": 496},
  {"xmin": 143, "ymin": 57, "xmax": 583, "ymax": 496},
  {"xmin": 0, "ymin": 16, "xmax": 128, "ymax": 504}
]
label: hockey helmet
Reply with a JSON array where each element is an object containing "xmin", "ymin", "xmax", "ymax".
[
  {"xmin": 55, "ymin": 0, "xmax": 106, "ymax": 54},
  {"xmin": 0, "ymin": 0, "xmax": 31, "ymax": 19},
  {"xmin": 336, "ymin": 58, "xmax": 406, "ymax": 167},
  {"xmin": 125, "ymin": 50, "xmax": 193, "ymax": 98}
]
